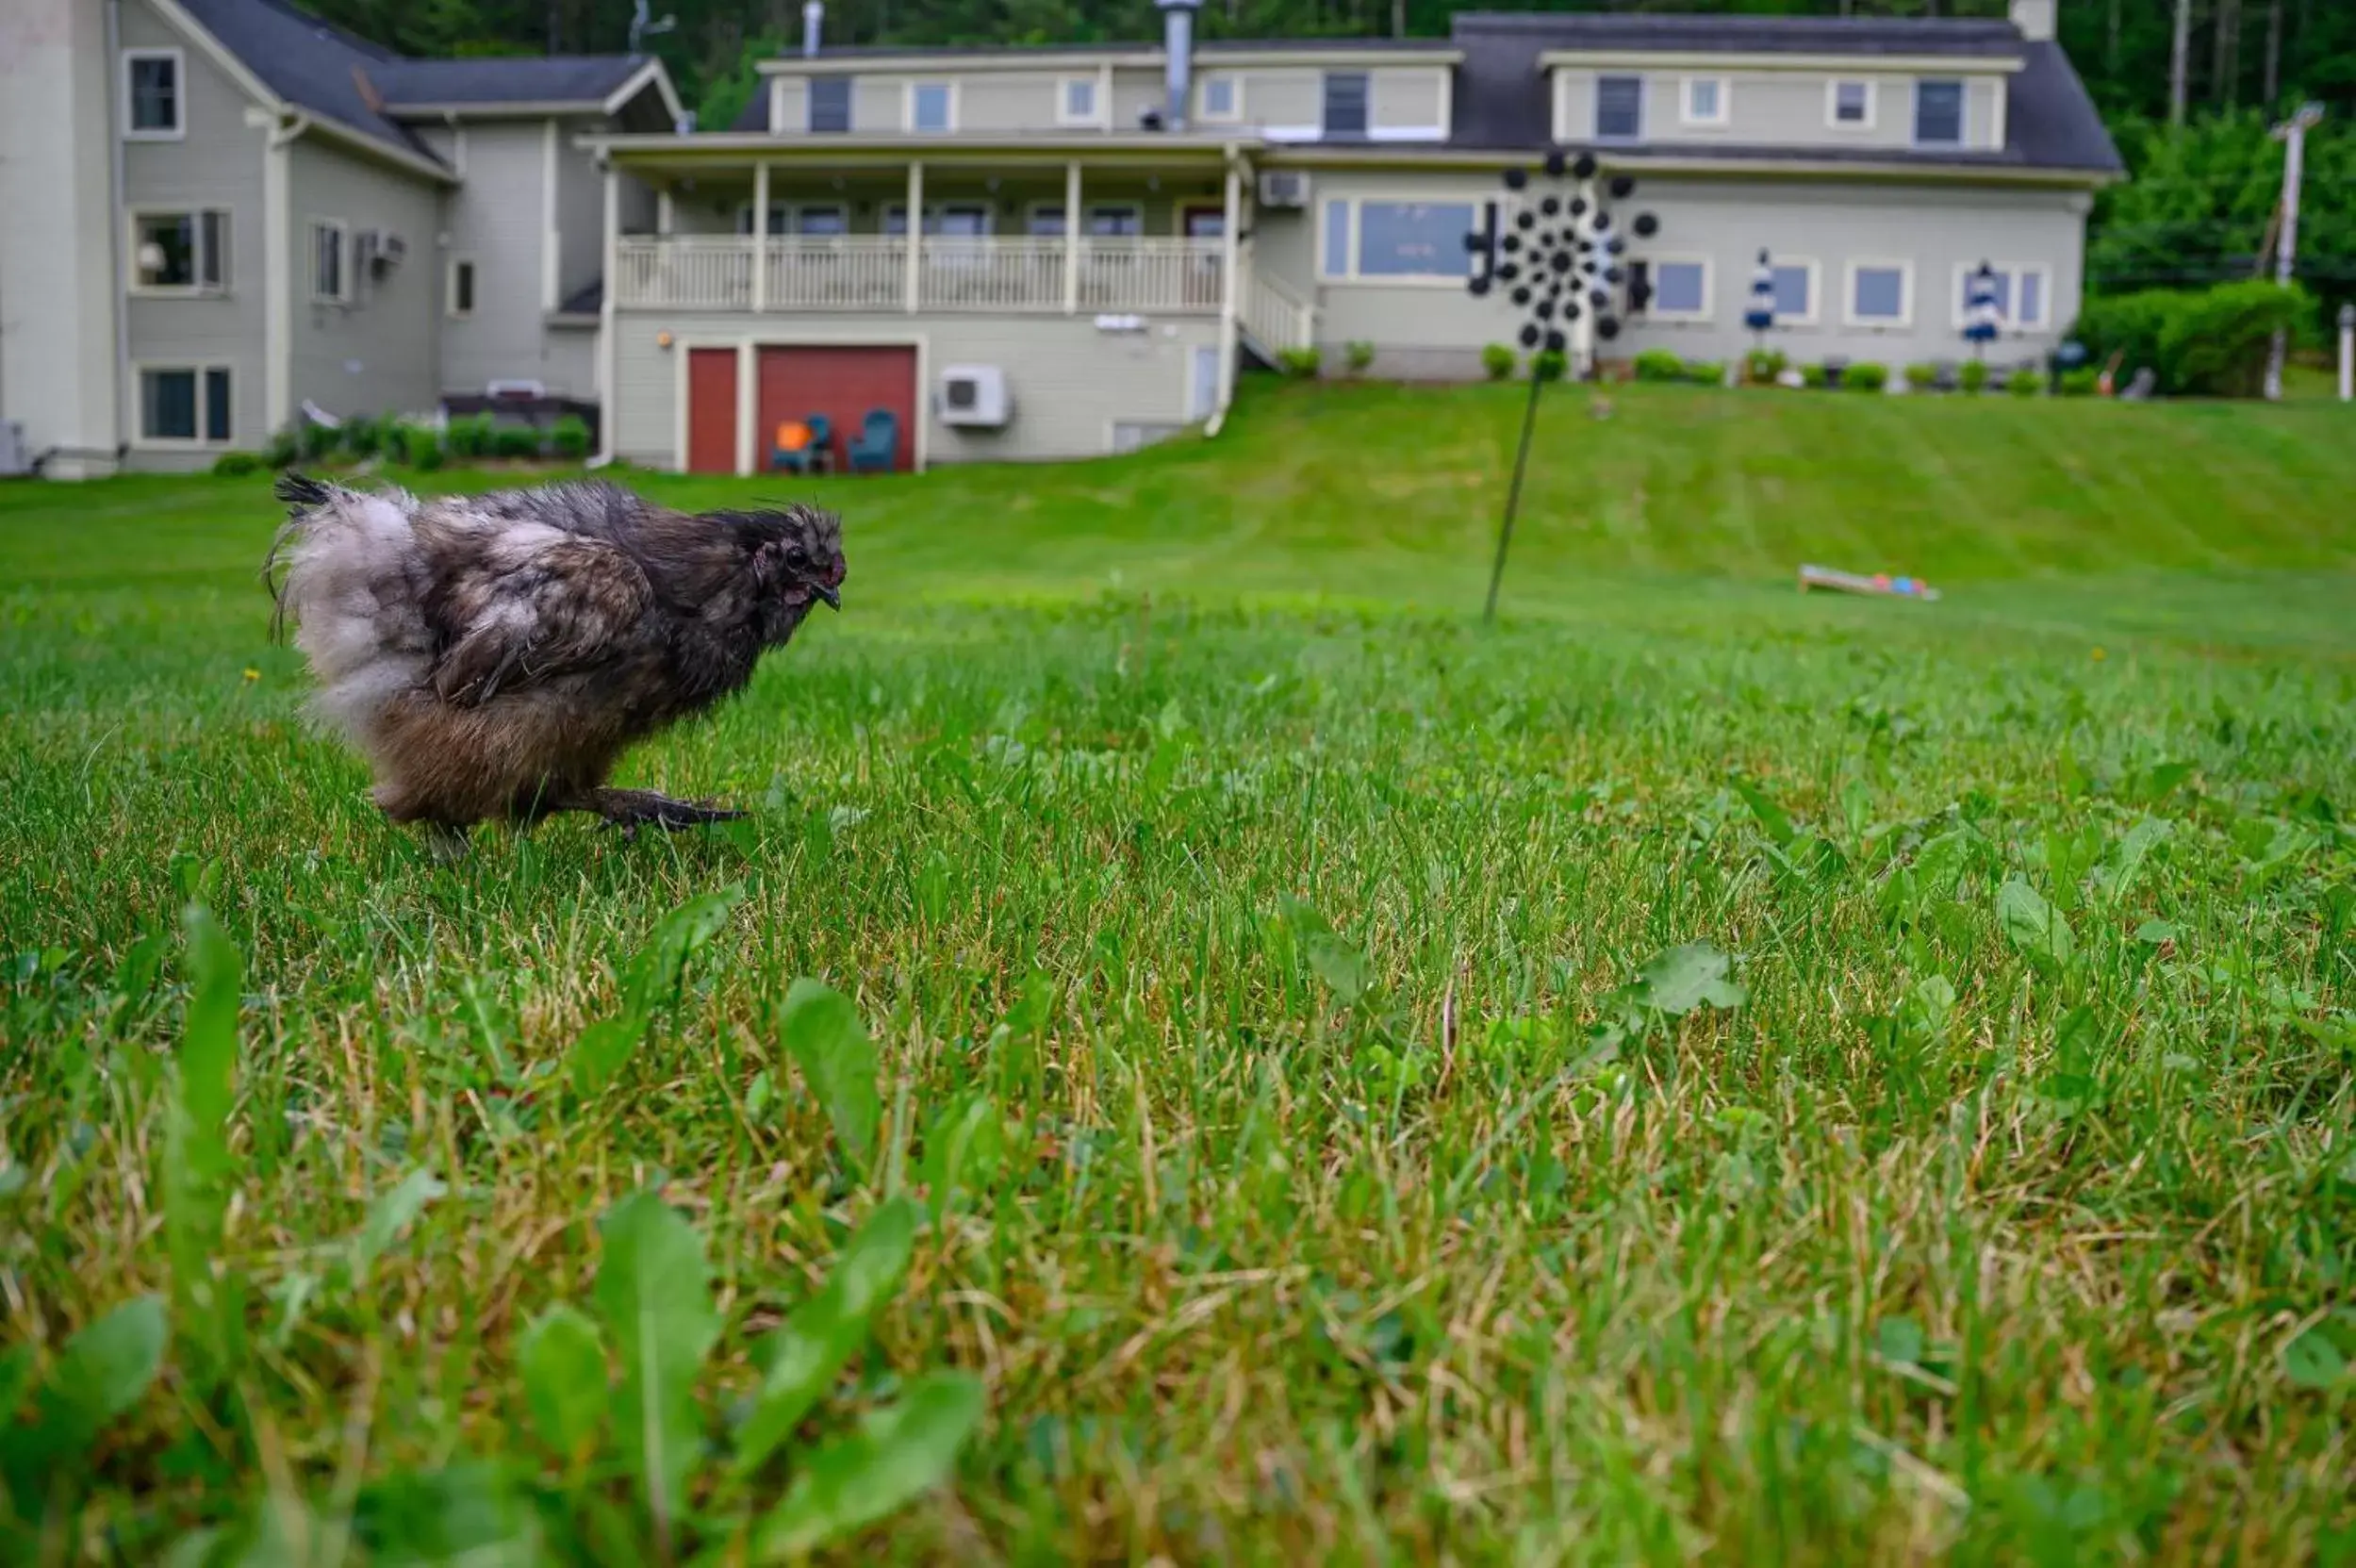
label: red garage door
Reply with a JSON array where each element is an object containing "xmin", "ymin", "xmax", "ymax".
[
  {"xmin": 685, "ymin": 348, "xmax": 738, "ymax": 474},
  {"xmin": 758, "ymin": 345, "xmax": 918, "ymax": 473}
]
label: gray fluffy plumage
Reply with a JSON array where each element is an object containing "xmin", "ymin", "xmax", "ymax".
[{"xmin": 265, "ymin": 472, "xmax": 843, "ymax": 841}]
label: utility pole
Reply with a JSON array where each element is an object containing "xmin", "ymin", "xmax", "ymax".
[
  {"xmin": 2169, "ymin": 0, "xmax": 2191, "ymax": 125},
  {"xmin": 2264, "ymin": 103, "xmax": 2324, "ymax": 401}
]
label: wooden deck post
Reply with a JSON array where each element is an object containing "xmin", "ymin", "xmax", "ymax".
[
  {"xmin": 1217, "ymin": 150, "xmax": 1241, "ymax": 413},
  {"xmin": 904, "ymin": 161, "xmax": 924, "ymax": 313},
  {"xmin": 1063, "ymin": 159, "xmax": 1081, "ymax": 315},
  {"xmin": 750, "ymin": 160, "xmax": 769, "ymax": 312}
]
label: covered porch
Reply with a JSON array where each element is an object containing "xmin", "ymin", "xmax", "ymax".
[{"xmin": 606, "ymin": 148, "xmax": 1244, "ymax": 318}]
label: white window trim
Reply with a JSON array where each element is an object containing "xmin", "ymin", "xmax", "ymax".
[
  {"xmin": 309, "ymin": 219, "xmax": 351, "ymax": 305},
  {"xmin": 1316, "ymin": 195, "xmax": 1484, "ymax": 289},
  {"xmin": 1084, "ymin": 201, "xmax": 1145, "ymax": 237},
  {"xmin": 125, "ymin": 206, "xmax": 229, "ymax": 296},
  {"xmin": 793, "ymin": 203, "xmax": 850, "ymax": 237},
  {"xmin": 1844, "ymin": 257, "xmax": 1916, "ymax": 329},
  {"xmin": 132, "ymin": 362, "xmax": 233, "ymax": 450},
  {"xmin": 1950, "ymin": 261, "xmax": 2052, "ymax": 331},
  {"xmin": 1594, "ymin": 73, "xmax": 1646, "ymax": 141},
  {"xmin": 883, "ymin": 202, "xmax": 996, "ymax": 237},
  {"xmin": 903, "ymin": 79, "xmax": 959, "ymax": 134},
  {"xmin": 1056, "ymin": 74, "xmax": 1105, "ymax": 128},
  {"xmin": 1645, "ymin": 254, "xmax": 1715, "ymax": 323},
  {"xmin": 122, "ymin": 47, "xmax": 186, "ymax": 141},
  {"xmin": 1766, "ymin": 256, "xmax": 1822, "ymax": 326},
  {"xmin": 446, "ymin": 256, "xmax": 475, "ymax": 319},
  {"xmin": 1197, "ymin": 72, "xmax": 1243, "ymax": 124},
  {"xmin": 1679, "ymin": 75, "xmax": 1730, "ymax": 128},
  {"xmin": 1912, "ymin": 77, "xmax": 1967, "ymax": 148},
  {"xmin": 1826, "ymin": 78, "xmax": 1877, "ymax": 130},
  {"xmin": 1023, "ymin": 201, "xmax": 1067, "ymax": 237},
  {"xmin": 1321, "ymin": 70, "xmax": 1373, "ymax": 139}
]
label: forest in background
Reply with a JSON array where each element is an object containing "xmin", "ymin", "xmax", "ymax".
[{"xmin": 298, "ymin": 0, "xmax": 2356, "ymax": 320}]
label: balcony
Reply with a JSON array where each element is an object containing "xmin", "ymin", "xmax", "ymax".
[{"xmin": 614, "ymin": 235, "xmax": 1227, "ymax": 315}]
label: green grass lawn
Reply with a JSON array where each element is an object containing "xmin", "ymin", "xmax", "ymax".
[{"xmin": 3, "ymin": 380, "xmax": 2353, "ymax": 1562}]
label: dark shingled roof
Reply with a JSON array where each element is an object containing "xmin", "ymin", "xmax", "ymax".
[
  {"xmin": 1446, "ymin": 10, "xmax": 2025, "ymax": 60},
  {"xmin": 173, "ymin": 0, "xmax": 673, "ymax": 170},
  {"xmin": 371, "ymin": 54, "xmax": 655, "ymax": 108}
]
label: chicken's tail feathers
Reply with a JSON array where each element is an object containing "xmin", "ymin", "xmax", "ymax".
[{"xmin": 274, "ymin": 470, "xmax": 337, "ymax": 514}]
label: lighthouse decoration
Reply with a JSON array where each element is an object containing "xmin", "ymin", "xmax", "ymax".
[
  {"xmin": 1744, "ymin": 248, "xmax": 1777, "ymax": 352},
  {"xmin": 1463, "ymin": 149, "xmax": 1661, "ymax": 621},
  {"xmin": 1964, "ymin": 260, "xmax": 2002, "ymax": 359}
]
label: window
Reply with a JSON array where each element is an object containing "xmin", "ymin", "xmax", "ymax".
[
  {"xmin": 1200, "ymin": 74, "xmax": 1239, "ymax": 122},
  {"xmin": 1681, "ymin": 77, "xmax": 1728, "ymax": 127},
  {"xmin": 1830, "ymin": 79, "xmax": 1874, "ymax": 128},
  {"xmin": 131, "ymin": 210, "xmax": 227, "ymax": 292},
  {"xmin": 138, "ymin": 366, "xmax": 231, "ymax": 445},
  {"xmin": 796, "ymin": 206, "xmax": 849, "ymax": 237},
  {"xmin": 1059, "ymin": 75, "xmax": 1099, "ymax": 125},
  {"xmin": 1955, "ymin": 264, "xmax": 2050, "ymax": 329},
  {"xmin": 449, "ymin": 258, "xmax": 475, "ymax": 318},
  {"xmin": 736, "ymin": 205, "xmax": 790, "ymax": 236},
  {"xmin": 1847, "ymin": 261, "xmax": 1912, "ymax": 325},
  {"xmin": 1085, "ymin": 204, "xmax": 1142, "ymax": 238},
  {"xmin": 1650, "ymin": 257, "xmax": 1710, "ymax": 320},
  {"xmin": 124, "ymin": 49, "xmax": 183, "ymax": 138},
  {"xmin": 909, "ymin": 81, "xmax": 953, "ymax": 133},
  {"xmin": 1914, "ymin": 79, "xmax": 1965, "ymax": 145},
  {"xmin": 1770, "ymin": 261, "xmax": 1816, "ymax": 322},
  {"xmin": 1595, "ymin": 74, "xmax": 1644, "ymax": 140},
  {"xmin": 883, "ymin": 204, "xmax": 992, "ymax": 237},
  {"xmin": 1323, "ymin": 72, "xmax": 1369, "ymax": 138},
  {"xmin": 1322, "ymin": 199, "xmax": 1478, "ymax": 281},
  {"xmin": 310, "ymin": 222, "xmax": 348, "ymax": 303},
  {"xmin": 808, "ymin": 76, "xmax": 851, "ymax": 133},
  {"xmin": 1027, "ymin": 206, "xmax": 1065, "ymax": 237}
]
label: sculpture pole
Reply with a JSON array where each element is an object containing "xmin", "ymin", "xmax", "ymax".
[{"xmin": 1484, "ymin": 368, "xmax": 1545, "ymax": 625}]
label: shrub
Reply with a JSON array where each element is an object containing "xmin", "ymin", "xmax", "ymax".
[
  {"xmin": 1959, "ymin": 359, "xmax": 1990, "ymax": 395},
  {"xmin": 1343, "ymin": 339, "xmax": 1376, "ymax": 376},
  {"xmin": 340, "ymin": 414, "xmax": 383, "ymax": 460},
  {"xmin": 492, "ymin": 423, "xmax": 543, "ymax": 461},
  {"xmin": 1800, "ymin": 363, "xmax": 1831, "ymax": 390},
  {"xmin": 299, "ymin": 417, "xmax": 339, "ymax": 461},
  {"xmin": 1744, "ymin": 348, "xmax": 1788, "ymax": 385},
  {"xmin": 1633, "ymin": 349, "xmax": 1685, "ymax": 383},
  {"xmin": 2007, "ymin": 366, "xmax": 2042, "ymax": 397},
  {"xmin": 1903, "ymin": 361, "xmax": 1940, "ymax": 391},
  {"xmin": 551, "ymin": 414, "xmax": 592, "ymax": 461},
  {"xmin": 2058, "ymin": 367, "xmax": 2101, "ymax": 397},
  {"xmin": 263, "ymin": 426, "xmax": 300, "ymax": 469},
  {"xmin": 1683, "ymin": 358, "xmax": 1725, "ymax": 386},
  {"xmin": 1845, "ymin": 363, "xmax": 1888, "ymax": 393},
  {"xmin": 398, "ymin": 422, "xmax": 445, "ymax": 470},
  {"xmin": 2070, "ymin": 280, "xmax": 2313, "ymax": 398},
  {"xmin": 1277, "ymin": 347, "xmax": 1321, "ymax": 379},
  {"xmin": 445, "ymin": 413, "xmax": 495, "ymax": 458},
  {"xmin": 1481, "ymin": 343, "xmax": 1516, "ymax": 382},
  {"xmin": 1531, "ymin": 349, "xmax": 1567, "ymax": 383},
  {"xmin": 210, "ymin": 451, "xmax": 264, "ymax": 477}
]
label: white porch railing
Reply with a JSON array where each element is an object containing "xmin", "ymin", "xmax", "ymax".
[
  {"xmin": 615, "ymin": 235, "xmax": 1227, "ymax": 315},
  {"xmin": 1242, "ymin": 267, "xmax": 1317, "ymax": 356}
]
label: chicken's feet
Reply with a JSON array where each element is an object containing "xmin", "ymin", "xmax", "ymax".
[{"xmin": 586, "ymin": 787, "xmax": 744, "ymax": 837}]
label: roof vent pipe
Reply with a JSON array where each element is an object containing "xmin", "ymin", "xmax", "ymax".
[
  {"xmin": 1159, "ymin": 0, "xmax": 1201, "ymax": 132},
  {"xmin": 803, "ymin": 1, "xmax": 824, "ymax": 58}
]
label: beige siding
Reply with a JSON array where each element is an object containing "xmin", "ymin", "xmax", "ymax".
[
  {"xmin": 956, "ymin": 71, "xmax": 1064, "ymax": 130},
  {"xmin": 772, "ymin": 77, "xmax": 809, "ymax": 132},
  {"xmin": 1553, "ymin": 65, "xmax": 2008, "ymax": 153},
  {"xmin": 1243, "ymin": 69, "xmax": 1322, "ymax": 133},
  {"xmin": 854, "ymin": 76, "xmax": 909, "ymax": 132},
  {"xmin": 1111, "ymin": 67, "xmax": 1165, "ymax": 131},
  {"xmin": 1253, "ymin": 166, "xmax": 2085, "ymax": 378},
  {"xmin": 1370, "ymin": 68, "xmax": 1446, "ymax": 134},
  {"xmin": 612, "ymin": 312, "xmax": 1216, "ymax": 468},
  {"xmin": 119, "ymin": 0, "xmax": 270, "ymax": 461},
  {"xmin": 287, "ymin": 139, "xmax": 441, "ymax": 419}
]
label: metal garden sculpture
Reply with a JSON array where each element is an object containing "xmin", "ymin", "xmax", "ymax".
[{"xmin": 1464, "ymin": 150, "xmax": 1661, "ymax": 622}]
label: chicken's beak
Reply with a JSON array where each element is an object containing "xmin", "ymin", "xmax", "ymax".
[{"xmin": 817, "ymin": 585, "xmax": 841, "ymax": 611}]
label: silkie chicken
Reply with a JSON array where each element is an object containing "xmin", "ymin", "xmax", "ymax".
[{"xmin": 266, "ymin": 472, "xmax": 843, "ymax": 850}]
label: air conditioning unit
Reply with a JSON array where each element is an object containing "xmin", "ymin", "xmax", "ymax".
[
  {"xmin": 1258, "ymin": 170, "xmax": 1311, "ymax": 208},
  {"xmin": 376, "ymin": 232, "xmax": 407, "ymax": 266},
  {"xmin": 937, "ymin": 365, "xmax": 1011, "ymax": 429}
]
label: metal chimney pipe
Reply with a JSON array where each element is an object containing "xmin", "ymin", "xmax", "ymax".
[
  {"xmin": 802, "ymin": 0, "xmax": 824, "ymax": 58},
  {"xmin": 1159, "ymin": 0, "xmax": 1201, "ymax": 132}
]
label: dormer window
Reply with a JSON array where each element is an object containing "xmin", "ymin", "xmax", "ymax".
[
  {"xmin": 808, "ymin": 76, "xmax": 850, "ymax": 133},
  {"xmin": 1200, "ymin": 74, "xmax": 1239, "ymax": 122},
  {"xmin": 1829, "ymin": 79, "xmax": 1874, "ymax": 127},
  {"xmin": 1914, "ymin": 79, "xmax": 1965, "ymax": 145},
  {"xmin": 1681, "ymin": 76, "xmax": 1728, "ymax": 127},
  {"xmin": 1595, "ymin": 74, "xmax": 1643, "ymax": 140},
  {"xmin": 908, "ymin": 81, "xmax": 954, "ymax": 133},
  {"xmin": 1059, "ymin": 75, "xmax": 1100, "ymax": 126},
  {"xmin": 1323, "ymin": 72, "xmax": 1369, "ymax": 138}
]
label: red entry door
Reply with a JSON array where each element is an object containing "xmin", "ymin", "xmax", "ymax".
[
  {"xmin": 757, "ymin": 345, "xmax": 918, "ymax": 473},
  {"xmin": 685, "ymin": 348, "xmax": 738, "ymax": 474}
]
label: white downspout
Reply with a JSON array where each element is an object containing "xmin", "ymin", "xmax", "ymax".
[
  {"xmin": 105, "ymin": 0, "xmax": 131, "ymax": 468},
  {"xmin": 1209, "ymin": 145, "xmax": 1240, "ymax": 437},
  {"xmin": 264, "ymin": 112, "xmax": 309, "ymax": 436}
]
